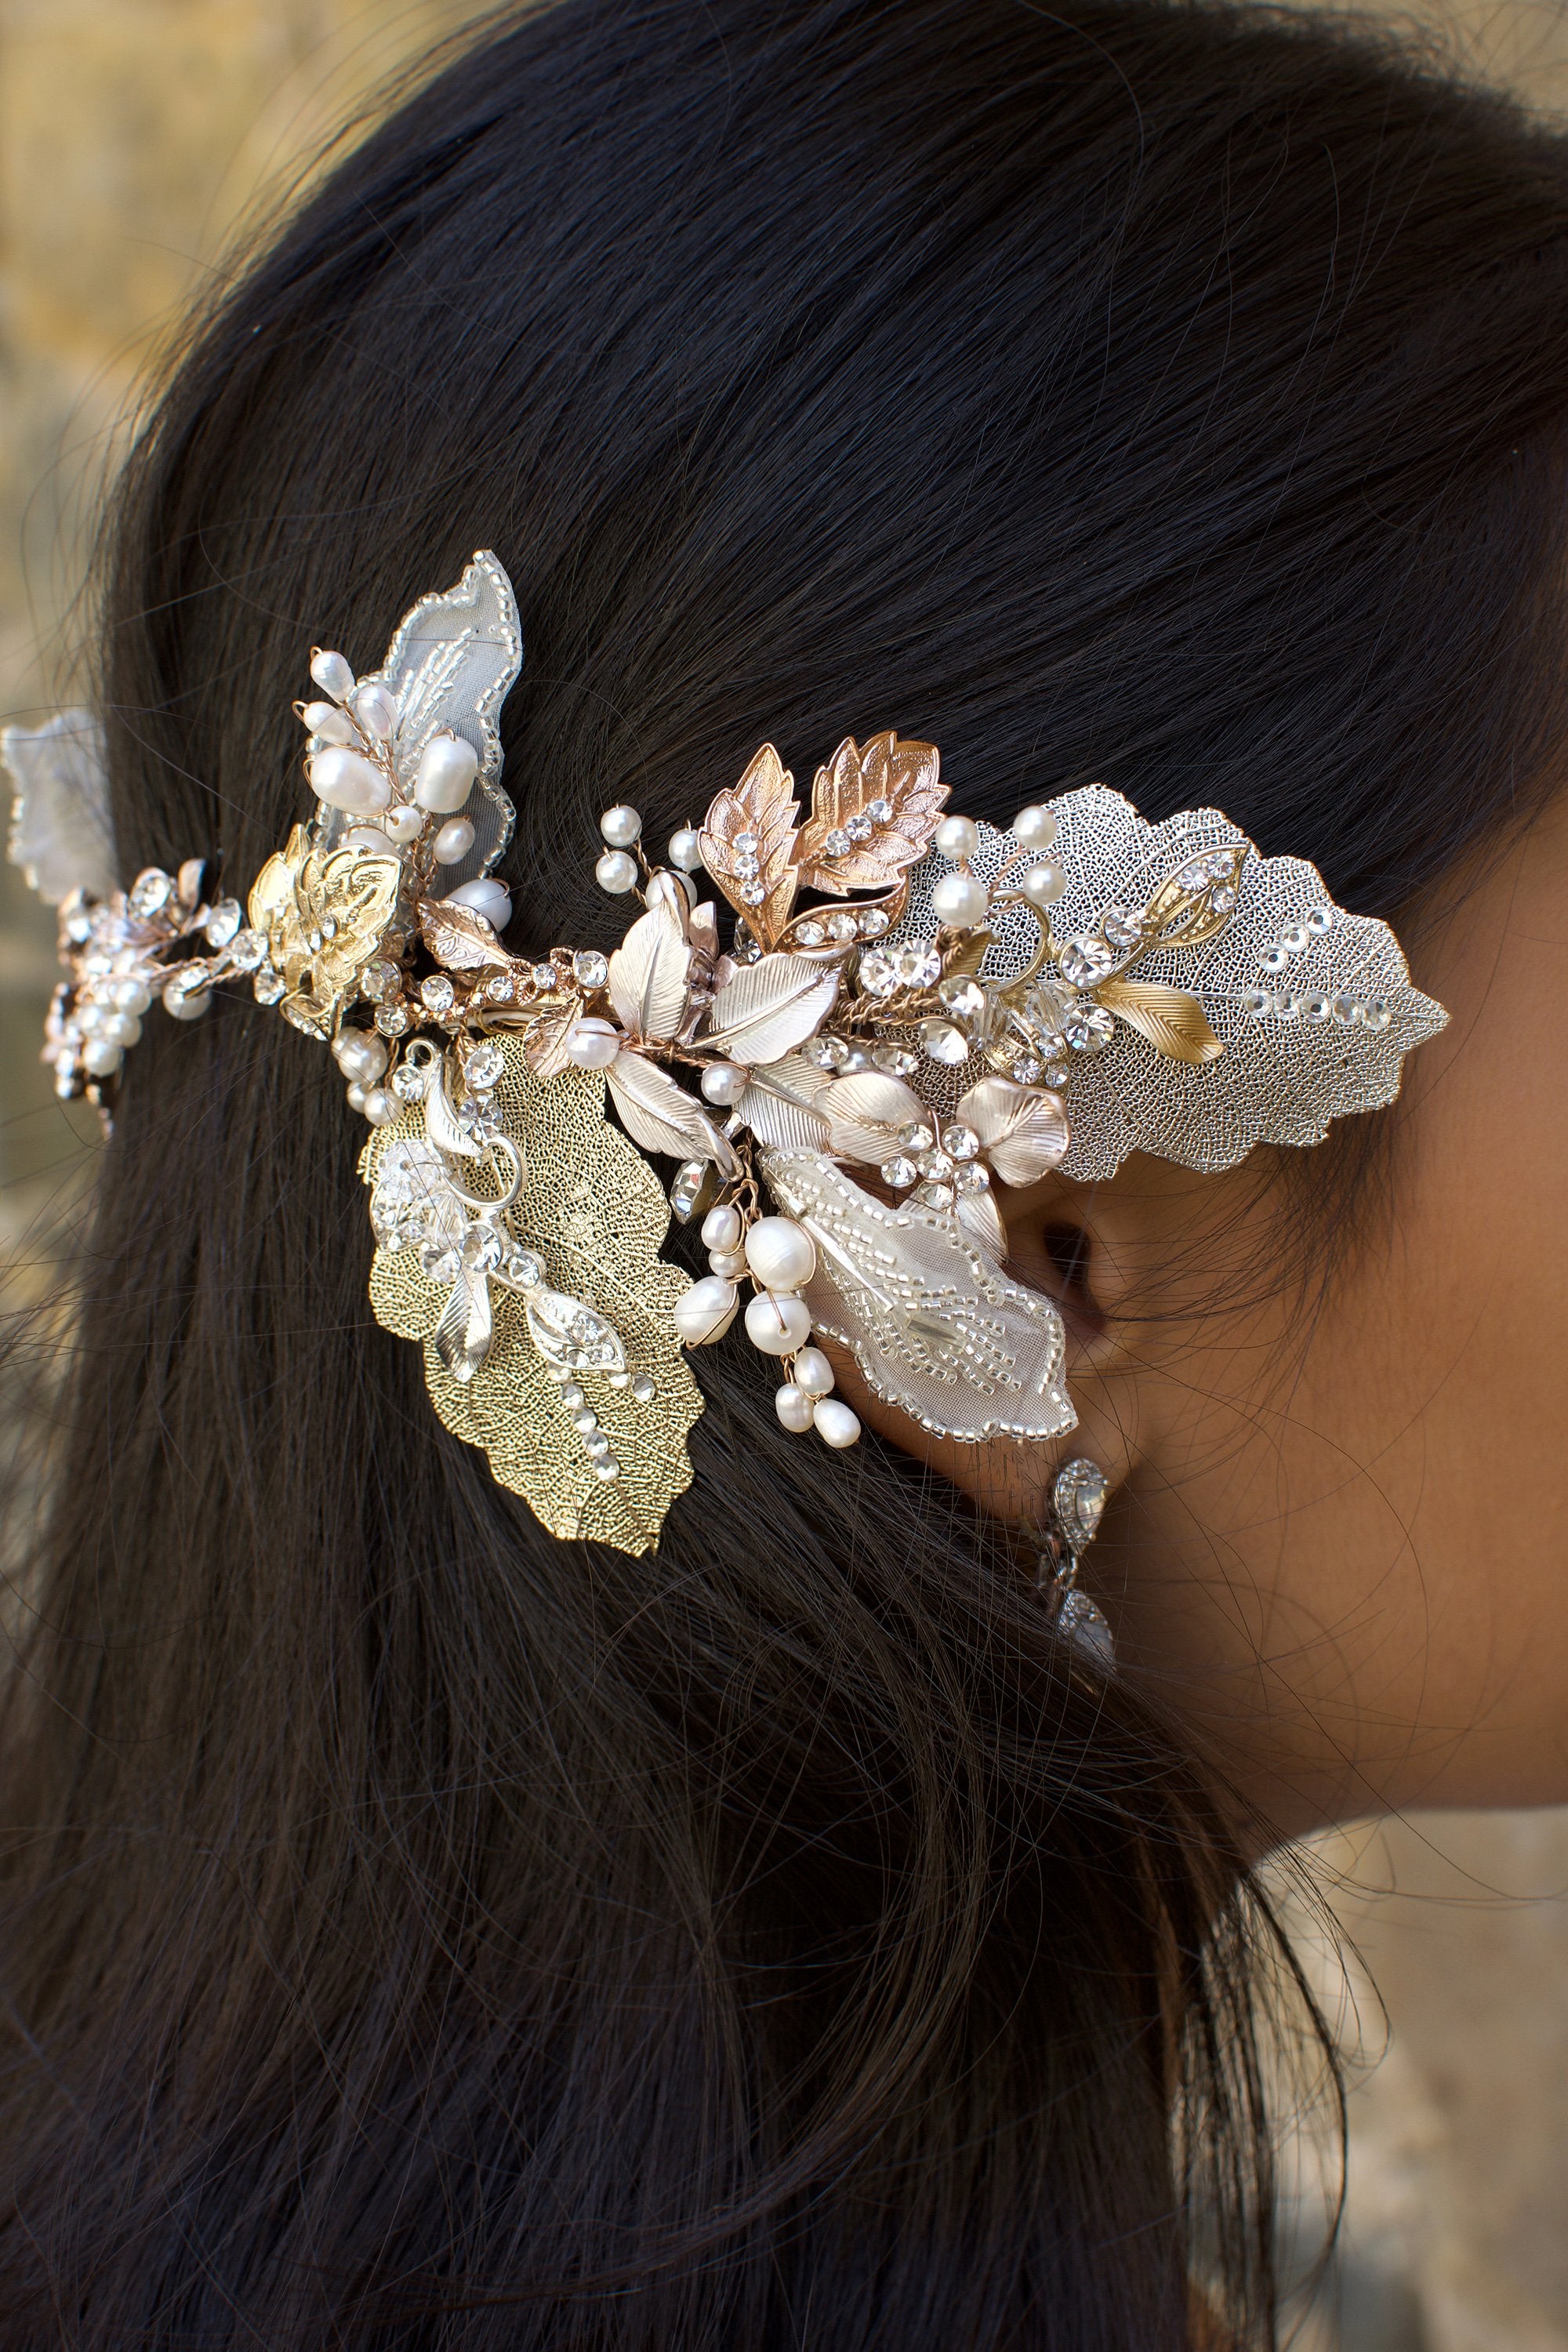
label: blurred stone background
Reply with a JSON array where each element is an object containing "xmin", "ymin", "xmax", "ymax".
[{"xmin": 1, "ymin": 4, "xmax": 1566, "ymax": 2346}]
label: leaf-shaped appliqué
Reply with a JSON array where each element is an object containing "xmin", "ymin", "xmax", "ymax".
[
  {"xmin": 3, "ymin": 710, "xmax": 117, "ymax": 906},
  {"xmin": 795, "ymin": 733, "xmax": 946, "ymax": 895},
  {"xmin": 817, "ymin": 1070, "xmax": 926, "ymax": 1164},
  {"xmin": 419, "ymin": 895, "xmax": 514, "ymax": 972},
  {"xmin": 524, "ymin": 1287, "xmax": 628, "ymax": 1379},
  {"xmin": 248, "ymin": 826, "xmax": 401, "ymax": 1039},
  {"xmin": 958, "ymin": 1076, "xmax": 1070, "ymax": 1187},
  {"xmin": 359, "ymin": 1033, "xmax": 702, "ymax": 1555},
  {"xmin": 732, "ymin": 1053, "xmax": 833, "ymax": 1153},
  {"xmin": 760, "ymin": 1150, "xmax": 1074, "ymax": 1442},
  {"xmin": 608, "ymin": 902, "xmax": 691, "ymax": 1042},
  {"xmin": 606, "ymin": 1050, "xmax": 740, "ymax": 1177},
  {"xmin": 702, "ymin": 953, "xmax": 840, "ymax": 1065},
  {"xmin": 699, "ymin": 745, "xmax": 800, "ymax": 945},
  {"xmin": 1095, "ymin": 977, "xmax": 1223, "ymax": 1065}
]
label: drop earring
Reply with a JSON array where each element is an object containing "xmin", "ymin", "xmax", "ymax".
[{"xmin": 1037, "ymin": 1457, "xmax": 1114, "ymax": 1665}]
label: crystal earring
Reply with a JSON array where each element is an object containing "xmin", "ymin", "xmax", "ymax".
[{"xmin": 1036, "ymin": 1457, "xmax": 1114, "ymax": 1665}]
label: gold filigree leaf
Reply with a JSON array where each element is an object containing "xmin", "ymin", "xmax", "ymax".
[
  {"xmin": 958, "ymin": 1075, "xmax": 1070, "ymax": 1186},
  {"xmin": 605, "ymin": 1050, "xmax": 741, "ymax": 1177},
  {"xmin": 1097, "ymin": 977, "xmax": 1224, "ymax": 1065},
  {"xmin": 359, "ymin": 1036, "xmax": 702, "ymax": 1556},
  {"xmin": 699, "ymin": 744, "xmax": 800, "ymax": 946},
  {"xmin": 795, "ymin": 733, "xmax": 946, "ymax": 895}
]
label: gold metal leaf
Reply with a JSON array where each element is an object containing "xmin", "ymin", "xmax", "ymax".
[
  {"xmin": 418, "ymin": 895, "xmax": 515, "ymax": 972},
  {"xmin": 359, "ymin": 1033, "xmax": 702, "ymax": 1556},
  {"xmin": 1139, "ymin": 841, "xmax": 1251, "ymax": 953},
  {"xmin": 1097, "ymin": 978, "xmax": 1225, "ymax": 1065},
  {"xmin": 248, "ymin": 824, "xmax": 401, "ymax": 1039},
  {"xmin": 699, "ymin": 744, "xmax": 800, "ymax": 946},
  {"xmin": 795, "ymin": 732, "xmax": 946, "ymax": 895}
]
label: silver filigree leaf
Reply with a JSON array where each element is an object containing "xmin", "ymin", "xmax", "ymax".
[
  {"xmin": 3, "ymin": 710, "xmax": 116, "ymax": 905},
  {"xmin": 760, "ymin": 1149, "xmax": 1074, "ymax": 1441}
]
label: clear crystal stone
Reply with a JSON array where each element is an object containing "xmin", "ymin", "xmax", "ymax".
[
  {"xmin": 227, "ymin": 927, "xmax": 267, "ymax": 971},
  {"xmin": 572, "ymin": 950, "xmax": 609, "ymax": 988},
  {"xmin": 375, "ymin": 1003, "xmax": 410, "ymax": 1036},
  {"xmin": 1273, "ymin": 993, "xmax": 1300, "ymax": 1022},
  {"xmin": 253, "ymin": 965, "xmax": 285, "ymax": 1005},
  {"xmin": 503, "ymin": 1247, "xmax": 543, "ymax": 1288},
  {"xmin": 1365, "ymin": 999, "xmax": 1391, "ymax": 1031},
  {"xmin": 361, "ymin": 961, "xmax": 398, "ymax": 1001},
  {"xmin": 1331, "ymin": 992, "xmax": 1359, "ymax": 1024},
  {"xmin": 942, "ymin": 1123, "xmax": 980, "ymax": 1160},
  {"xmin": 1241, "ymin": 987, "xmax": 1272, "ymax": 1018},
  {"xmin": 873, "ymin": 1044, "xmax": 919, "ymax": 1076},
  {"xmin": 1306, "ymin": 907, "xmax": 1334, "ymax": 935},
  {"xmin": 880, "ymin": 1153, "xmax": 918, "ymax": 1189},
  {"xmin": 1301, "ymin": 992, "xmax": 1330, "ymax": 1022},
  {"xmin": 631, "ymin": 1373, "xmax": 656, "ymax": 1403},
  {"xmin": 938, "ymin": 976, "xmax": 985, "ymax": 1020},
  {"xmin": 1045, "ymin": 1062, "xmax": 1071, "ymax": 1088},
  {"xmin": 421, "ymin": 975, "xmax": 456, "ymax": 1012},
  {"xmin": 733, "ymin": 851, "xmax": 760, "ymax": 878},
  {"xmin": 916, "ymin": 1147, "xmax": 955, "ymax": 1179},
  {"xmin": 920, "ymin": 1019, "xmax": 969, "ymax": 1066},
  {"xmin": 456, "ymin": 1098, "xmax": 503, "ymax": 1144},
  {"xmin": 533, "ymin": 962, "xmax": 559, "ymax": 991},
  {"xmin": 859, "ymin": 907, "xmax": 889, "ymax": 936},
  {"xmin": 1062, "ymin": 1001, "xmax": 1115, "ymax": 1054},
  {"xmin": 463, "ymin": 1041, "xmax": 505, "ymax": 1091},
  {"xmin": 1054, "ymin": 1457, "xmax": 1109, "ymax": 1544},
  {"xmin": 419, "ymin": 1239, "xmax": 462, "ymax": 1284},
  {"xmin": 837, "ymin": 1045, "xmax": 870, "ymax": 1074},
  {"xmin": 795, "ymin": 921, "xmax": 826, "ymax": 947},
  {"xmin": 486, "ymin": 972, "xmax": 515, "ymax": 1003},
  {"xmin": 845, "ymin": 814, "xmax": 873, "ymax": 842},
  {"xmin": 1057, "ymin": 935, "xmax": 1116, "ymax": 989},
  {"xmin": 913, "ymin": 1178, "xmax": 955, "ymax": 1210},
  {"xmin": 203, "ymin": 898, "xmax": 242, "ymax": 949},
  {"xmin": 866, "ymin": 797, "xmax": 893, "ymax": 825},
  {"xmin": 127, "ymin": 869, "xmax": 174, "ymax": 920},
  {"xmin": 1011, "ymin": 1054, "xmax": 1043, "ymax": 1084},
  {"xmin": 1279, "ymin": 920, "xmax": 1308, "ymax": 953},
  {"xmin": 1057, "ymin": 1590, "xmax": 1113, "ymax": 1665},
  {"xmin": 954, "ymin": 1161, "xmax": 989, "ymax": 1192},
  {"xmin": 740, "ymin": 883, "xmax": 766, "ymax": 906},
  {"xmin": 1259, "ymin": 943, "xmax": 1290, "ymax": 975},
  {"xmin": 733, "ymin": 831, "xmax": 759, "ymax": 855},
  {"xmin": 1212, "ymin": 887, "xmax": 1236, "ymax": 914},
  {"xmin": 392, "ymin": 1063, "xmax": 427, "ymax": 1102},
  {"xmin": 594, "ymin": 1457, "xmax": 622, "ymax": 1483},
  {"xmin": 462, "ymin": 1221, "xmax": 506, "ymax": 1273},
  {"xmin": 1101, "ymin": 906, "xmax": 1142, "ymax": 949},
  {"xmin": 857, "ymin": 949, "xmax": 897, "ymax": 997},
  {"xmin": 822, "ymin": 828, "xmax": 851, "ymax": 858},
  {"xmin": 892, "ymin": 941, "xmax": 941, "ymax": 988},
  {"xmin": 897, "ymin": 1121, "xmax": 931, "ymax": 1149},
  {"xmin": 826, "ymin": 911, "xmax": 858, "ymax": 941},
  {"xmin": 1178, "ymin": 862, "xmax": 1209, "ymax": 891}
]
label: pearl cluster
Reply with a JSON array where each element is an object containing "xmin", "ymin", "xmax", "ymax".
[
  {"xmin": 299, "ymin": 647, "xmax": 510, "ymax": 935},
  {"xmin": 670, "ymin": 1205, "xmax": 861, "ymax": 1450}
]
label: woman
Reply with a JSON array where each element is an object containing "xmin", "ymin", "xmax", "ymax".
[{"xmin": 2, "ymin": 0, "xmax": 1566, "ymax": 2342}]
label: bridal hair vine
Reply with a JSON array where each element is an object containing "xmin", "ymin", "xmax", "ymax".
[{"xmin": 6, "ymin": 552, "xmax": 1446, "ymax": 1646}]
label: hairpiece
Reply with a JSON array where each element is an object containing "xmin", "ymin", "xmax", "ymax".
[{"xmin": 6, "ymin": 554, "xmax": 1447, "ymax": 1631}]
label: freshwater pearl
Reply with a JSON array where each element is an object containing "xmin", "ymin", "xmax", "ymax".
[
  {"xmin": 346, "ymin": 1081, "xmax": 368, "ymax": 1112},
  {"xmin": 382, "ymin": 804, "xmax": 425, "ymax": 845},
  {"xmin": 668, "ymin": 827, "xmax": 704, "ymax": 872},
  {"xmin": 352, "ymin": 681, "xmax": 398, "ymax": 741},
  {"xmin": 791, "ymin": 1346, "xmax": 835, "ymax": 1398},
  {"xmin": 1019, "ymin": 861, "xmax": 1066, "ymax": 908},
  {"xmin": 415, "ymin": 732, "xmax": 479, "ymax": 812},
  {"xmin": 672, "ymin": 1276, "xmax": 739, "ymax": 1345},
  {"xmin": 930, "ymin": 870, "xmax": 989, "ymax": 928},
  {"xmin": 300, "ymin": 702, "xmax": 354, "ymax": 743},
  {"xmin": 362, "ymin": 1087, "xmax": 397, "ymax": 1127},
  {"xmin": 114, "ymin": 980, "xmax": 151, "ymax": 1016},
  {"xmin": 334, "ymin": 1032, "xmax": 388, "ymax": 1083},
  {"xmin": 743, "ymin": 1290, "xmax": 812, "ymax": 1356},
  {"xmin": 743, "ymin": 1216, "xmax": 816, "ymax": 1291},
  {"xmin": 935, "ymin": 814, "xmax": 979, "ymax": 862},
  {"xmin": 595, "ymin": 849, "xmax": 640, "ymax": 895},
  {"xmin": 775, "ymin": 1384, "xmax": 815, "ymax": 1434},
  {"xmin": 700, "ymin": 1203, "xmax": 742, "ymax": 1253},
  {"xmin": 342, "ymin": 826, "xmax": 391, "ymax": 853},
  {"xmin": 600, "ymin": 804, "xmax": 642, "ymax": 848},
  {"xmin": 1013, "ymin": 804, "xmax": 1058, "ymax": 848},
  {"xmin": 432, "ymin": 817, "xmax": 475, "ymax": 865},
  {"xmin": 699, "ymin": 1061, "xmax": 747, "ymax": 1105},
  {"xmin": 309, "ymin": 649, "xmax": 355, "ymax": 701},
  {"xmin": 82, "ymin": 1038, "xmax": 123, "ymax": 1076},
  {"xmin": 706, "ymin": 1247, "xmax": 747, "ymax": 1279},
  {"xmin": 100, "ymin": 1012, "xmax": 142, "ymax": 1048},
  {"xmin": 309, "ymin": 746, "xmax": 390, "ymax": 815},
  {"xmin": 444, "ymin": 877, "xmax": 511, "ymax": 932},
  {"xmin": 565, "ymin": 1016, "xmax": 622, "ymax": 1069},
  {"xmin": 813, "ymin": 1398, "xmax": 862, "ymax": 1449}
]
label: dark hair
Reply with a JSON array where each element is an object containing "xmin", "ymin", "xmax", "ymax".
[{"xmin": 4, "ymin": 1, "xmax": 1567, "ymax": 2343}]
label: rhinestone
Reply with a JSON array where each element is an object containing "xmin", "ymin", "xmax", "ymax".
[
  {"xmin": 1364, "ymin": 999, "xmax": 1391, "ymax": 1031},
  {"xmin": 559, "ymin": 1384, "xmax": 586, "ymax": 1409},
  {"xmin": 1213, "ymin": 887, "xmax": 1236, "ymax": 914},
  {"xmin": 1279, "ymin": 920, "xmax": 1309, "ymax": 953},
  {"xmin": 572, "ymin": 1406, "xmax": 599, "ymax": 1436},
  {"xmin": 462, "ymin": 1222, "xmax": 507, "ymax": 1273},
  {"xmin": 457, "ymin": 1098, "xmax": 503, "ymax": 1144},
  {"xmin": 1259, "ymin": 944, "xmax": 1290, "ymax": 975},
  {"xmin": 1273, "ymin": 993, "xmax": 1300, "ymax": 1022},
  {"xmin": 669, "ymin": 1160, "xmax": 714, "ymax": 1221},
  {"xmin": 942, "ymin": 1123, "xmax": 980, "ymax": 1161},
  {"xmin": 228, "ymin": 927, "xmax": 267, "ymax": 971},
  {"xmin": 203, "ymin": 898, "xmax": 242, "ymax": 949},
  {"xmin": 1056, "ymin": 1591, "xmax": 1114, "ymax": 1665},
  {"xmin": 733, "ymin": 851, "xmax": 760, "ymax": 879},
  {"xmin": 844, "ymin": 814, "xmax": 873, "ymax": 842},
  {"xmin": 1101, "ymin": 906, "xmax": 1142, "ymax": 950},
  {"xmin": 826, "ymin": 912, "xmax": 858, "ymax": 942},
  {"xmin": 1330, "ymin": 992, "xmax": 1359, "ymax": 1024},
  {"xmin": 891, "ymin": 942, "xmax": 942, "ymax": 989},
  {"xmin": 1057, "ymin": 935, "xmax": 1116, "ymax": 989},
  {"xmin": 1011, "ymin": 1054, "xmax": 1043, "ymax": 1084},
  {"xmin": 866, "ymin": 797, "xmax": 893, "ymax": 825},
  {"xmin": 361, "ymin": 960, "xmax": 398, "ymax": 1002},
  {"xmin": 920, "ymin": 1019, "xmax": 969, "ymax": 1065},
  {"xmin": 859, "ymin": 907, "xmax": 889, "ymax": 937},
  {"xmin": 873, "ymin": 1044, "xmax": 919, "ymax": 1077},
  {"xmin": 533, "ymin": 962, "xmax": 559, "ymax": 992},
  {"xmin": 463, "ymin": 1041, "xmax": 505, "ymax": 1091},
  {"xmin": 1178, "ymin": 862, "xmax": 1209, "ymax": 891},
  {"xmin": 419, "ymin": 1239, "xmax": 461, "ymax": 1283},
  {"xmin": 938, "ymin": 975, "xmax": 985, "ymax": 1021},
  {"xmin": 572, "ymin": 950, "xmax": 609, "ymax": 989},
  {"xmin": 253, "ymin": 965, "xmax": 285, "ymax": 1005},
  {"xmin": 631, "ymin": 1373, "xmax": 656, "ymax": 1403},
  {"xmin": 916, "ymin": 1147, "xmax": 956, "ymax": 1179},
  {"xmin": 593, "ymin": 1457, "xmax": 622, "ymax": 1483},
  {"xmin": 733, "ymin": 831, "xmax": 759, "ymax": 855},
  {"xmin": 1062, "ymin": 1003, "xmax": 1115, "ymax": 1054},
  {"xmin": 1045, "ymin": 1063, "xmax": 1071, "ymax": 1088},
  {"xmin": 1054, "ymin": 1457, "xmax": 1109, "ymax": 1543},
  {"xmin": 421, "ymin": 975, "xmax": 456, "ymax": 1012},
  {"xmin": 1306, "ymin": 907, "xmax": 1334, "ymax": 935},
  {"xmin": 392, "ymin": 1063, "xmax": 427, "ymax": 1102},
  {"xmin": 740, "ymin": 883, "xmax": 766, "ymax": 906},
  {"xmin": 503, "ymin": 1247, "xmax": 543, "ymax": 1288},
  {"xmin": 913, "ymin": 1179, "xmax": 955, "ymax": 1211},
  {"xmin": 857, "ymin": 950, "xmax": 897, "ymax": 998},
  {"xmin": 795, "ymin": 921, "xmax": 826, "ymax": 947},
  {"xmin": 880, "ymin": 1153, "xmax": 918, "ymax": 1189},
  {"xmin": 822, "ymin": 828, "xmax": 851, "ymax": 858},
  {"xmin": 1241, "ymin": 987, "xmax": 1272, "ymax": 1018},
  {"xmin": 127, "ymin": 869, "xmax": 174, "ymax": 920},
  {"xmin": 897, "ymin": 1122, "xmax": 931, "ymax": 1151},
  {"xmin": 837, "ymin": 1045, "xmax": 871, "ymax": 1074},
  {"xmin": 484, "ymin": 974, "xmax": 514, "ymax": 1004},
  {"xmin": 954, "ymin": 1161, "xmax": 989, "ymax": 1192},
  {"xmin": 1301, "ymin": 992, "xmax": 1330, "ymax": 1022},
  {"xmin": 584, "ymin": 1431, "xmax": 612, "ymax": 1459},
  {"xmin": 375, "ymin": 1003, "xmax": 410, "ymax": 1036}
]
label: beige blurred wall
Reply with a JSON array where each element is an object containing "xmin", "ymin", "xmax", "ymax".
[{"xmin": 2, "ymin": 7, "xmax": 1568, "ymax": 2349}]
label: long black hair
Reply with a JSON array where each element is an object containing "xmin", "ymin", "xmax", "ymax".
[{"xmin": 2, "ymin": 2, "xmax": 1567, "ymax": 2343}]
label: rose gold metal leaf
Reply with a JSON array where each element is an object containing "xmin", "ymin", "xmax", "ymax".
[
  {"xmin": 818, "ymin": 1070, "xmax": 926, "ymax": 1164},
  {"xmin": 956, "ymin": 1185, "xmax": 1007, "ymax": 1259},
  {"xmin": 774, "ymin": 877, "xmax": 911, "ymax": 951},
  {"xmin": 607, "ymin": 902, "xmax": 691, "ymax": 1043},
  {"xmin": 419, "ymin": 896, "xmax": 511, "ymax": 971},
  {"xmin": 702, "ymin": 953, "xmax": 840, "ymax": 1065},
  {"xmin": 958, "ymin": 1075, "xmax": 1071, "ymax": 1187},
  {"xmin": 699, "ymin": 744, "xmax": 800, "ymax": 946},
  {"xmin": 605, "ymin": 1049, "xmax": 741, "ymax": 1178},
  {"xmin": 524, "ymin": 1009, "xmax": 581, "ymax": 1080},
  {"xmin": 795, "ymin": 732, "xmax": 946, "ymax": 895}
]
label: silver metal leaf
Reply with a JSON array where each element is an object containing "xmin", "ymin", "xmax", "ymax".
[
  {"xmin": 3, "ymin": 710, "xmax": 116, "ymax": 905},
  {"xmin": 607, "ymin": 1050, "xmax": 741, "ymax": 1176},
  {"xmin": 607, "ymin": 902, "xmax": 691, "ymax": 1042},
  {"xmin": 435, "ymin": 1272, "xmax": 493, "ymax": 1384},
  {"xmin": 702, "ymin": 953, "xmax": 840, "ymax": 1065},
  {"xmin": 732, "ymin": 1053, "xmax": 833, "ymax": 1152},
  {"xmin": 760, "ymin": 1149, "xmax": 1074, "ymax": 1443},
  {"xmin": 423, "ymin": 1049, "xmax": 485, "ymax": 1159},
  {"xmin": 524, "ymin": 1287, "xmax": 628, "ymax": 1379},
  {"xmin": 955, "ymin": 1185, "xmax": 1007, "ymax": 1259}
]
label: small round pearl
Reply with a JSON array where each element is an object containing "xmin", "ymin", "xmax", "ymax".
[
  {"xmin": 342, "ymin": 825, "xmax": 391, "ymax": 854},
  {"xmin": 362, "ymin": 1087, "xmax": 397, "ymax": 1126},
  {"xmin": 930, "ymin": 869, "xmax": 989, "ymax": 929},
  {"xmin": 600, "ymin": 805, "xmax": 642, "ymax": 848},
  {"xmin": 596, "ymin": 849, "xmax": 640, "ymax": 895},
  {"xmin": 700, "ymin": 1203, "xmax": 743, "ymax": 1253},
  {"xmin": 82, "ymin": 1037, "xmax": 123, "ymax": 1077},
  {"xmin": 744, "ymin": 1215, "xmax": 817, "ymax": 1291},
  {"xmin": 352, "ymin": 681, "xmax": 398, "ymax": 742},
  {"xmin": 444, "ymin": 877, "xmax": 511, "ymax": 932},
  {"xmin": 163, "ymin": 984, "xmax": 210, "ymax": 1022},
  {"xmin": 1013, "ymin": 804, "xmax": 1058, "ymax": 848},
  {"xmin": 935, "ymin": 814, "xmax": 979, "ymax": 862},
  {"xmin": 309, "ymin": 746, "xmax": 390, "ymax": 815},
  {"xmin": 744, "ymin": 1290, "xmax": 812, "ymax": 1356},
  {"xmin": 301, "ymin": 702, "xmax": 354, "ymax": 743},
  {"xmin": 791, "ymin": 1345, "xmax": 835, "ymax": 1398},
  {"xmin": 114, "ymin": 981, "xmax": 151, "ymax": 1017},
  {"xmin": 668, "ymin": 826, "xmax": 705, "ymax": 872},
  {"xmin": 673, "ymin": 1275, "xmax": 739, "ymax": 1345},
  {"xmin": 432, "ymin": 817, "xmax": 475, "ymax": 866},
  {"xmin": 1019, "ymin": 861, "xmax": 1066, "ymax": 908},
  {"xmin": 565, "ymin": 1016, "xmax": 622, "ymax": 1069},
  {"xmin": 100, "ymin": 1011, "xmax": 142, "ymax": 1048},
  {"xmin": 382, "ymin": 804, "xmax": 425, "ymax": 845},
  {"xmin": 700, "ymin": 1060, "xmax": 748, "ymax": 1106},
  {"xmin": 346, "ymin": 1080, "xmax": 368, "ymax": 1112},
  {"xmin": 775, "ymin": 1384, "xmax": 815, "ymax": 1434},
  {"xmin": 309, "ymin": 648, "xmax": 355, "ymax": 701},
  {"xmin": 334, "ymin": 1031, "xmax": 388, "ymax": 1083},
  {"xmin": 813, "ymin": 1398, "xmax": 862, "ymax": 1449},
  {"xmin": 707, "ymin": 1247, "xmax": 747, "ymax": 1279},
  {"xmin": 414, "ymin": 732, "xmax": 479, "ymax": 813}
]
